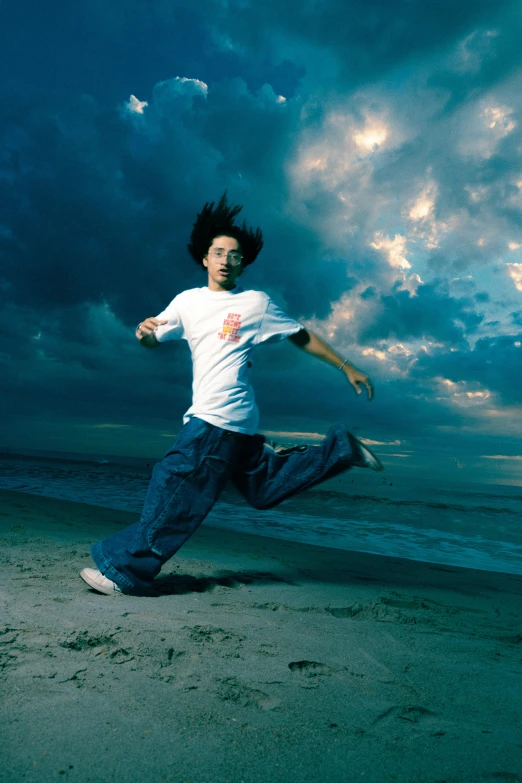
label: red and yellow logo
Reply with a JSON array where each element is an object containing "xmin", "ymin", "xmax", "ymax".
[{"xmin": 218, "ymin": 312, "xmax": 241, "ymax": 343}]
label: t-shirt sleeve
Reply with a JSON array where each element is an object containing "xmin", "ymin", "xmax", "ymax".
[
  {"xmin": 255, "ymin": 297, "xmax": 304, "ymax": 345},
  {"xmin": 153, "ymin": 295, "xmax": 185, "ymax": 342}
]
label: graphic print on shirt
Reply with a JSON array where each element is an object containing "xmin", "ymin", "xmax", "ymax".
[{"xmin": 218, "ymin": 312, "xmax": 242, "ymax": 343}]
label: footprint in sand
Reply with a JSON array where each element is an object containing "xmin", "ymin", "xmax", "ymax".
[
  {"xmin": 214, "ymin": 676, "xmax": 281, "ymax": 711},
  {"xmin": 288, "ymin": 660, "xmax": 334, "ymax": 676},
  {"xmin": 288, "ymin": 660, "xmax": 336, "ymax": 689},
  {"xmin": 325, "ymin": 596, "xmax": 484, "ymax": 627},
  {"xmin": 59, "ymin": 630, "xmax": 120, "ymax": 651},
  {"xmin": 373, "ymin": 704, "xmax": 438, "ymax": 726},
  {"xmin": 184, "ymin": 624, "xmax": 245, "ymax": 649}
]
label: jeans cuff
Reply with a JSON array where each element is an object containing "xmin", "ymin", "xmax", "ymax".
[
  {"xmin": 90, "ymin": 543, "xmax": 135, "ymax": 592},
  {"xmin": 330, "ymin": 424, "xmax": 354, "ymax": 465}
]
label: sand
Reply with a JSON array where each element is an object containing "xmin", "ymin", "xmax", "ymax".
[{"xmin": 0, "ymin": 488, "xmax": 521, "ymax": 783}]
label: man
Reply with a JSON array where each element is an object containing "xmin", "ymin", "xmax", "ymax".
[{"xmin": 80, "ymin": 194, "xmax": 382, "ymax": 596}]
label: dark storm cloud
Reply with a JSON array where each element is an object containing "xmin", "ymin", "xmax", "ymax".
[
  {"xmin": 3, "ymin": 0, "xmax": 518, "ymax": 111},
  {"xmin": 0, "ymin": 2, "xmax": 211, "ymax": 105},
  {"xmin": 0, "ymin": 0, "xmax": 303, "ymax": 107},
  {"xmin": 428, "ymin": 11, "xmax": 522, "ymax": 114},
  {"xmin": 413, "ymin": 333, "xmax": 522, "ymax": 405},
  {"xmin": 0, "ymin": 300, "xmax": 194, "ymax": 427},
  {"xmin": 358, "ymin": 281, "xmax": 484, "ymax": 345},
  {"xmin": 0, "ymin": 77, "xmax": 354, "ymax": 327},
  {"xmin": 200, "ymin": 0, "xmax": 516, "ymax": 92}
]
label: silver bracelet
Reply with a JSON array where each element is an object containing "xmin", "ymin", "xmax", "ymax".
[{"xmin": 338, "ymin": 359, "xmax": 349, "ymax": 371}]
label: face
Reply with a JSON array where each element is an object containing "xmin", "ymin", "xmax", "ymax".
[{"xmin": 203, "ymin": 235, "xmax": 243, "ymax": 291}]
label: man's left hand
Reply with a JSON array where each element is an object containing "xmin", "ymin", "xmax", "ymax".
[{"xmin": 343, "ymin": 365, "xmax": 374, "ymax": 400}]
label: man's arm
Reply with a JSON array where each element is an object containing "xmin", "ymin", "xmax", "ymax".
[
  {"xmin": 288, "ymin": 328, "xmax": 374, "ymax": 400},
  {"xmin": 135, "ymin": 317, "xmax": 167, "ymax": 350}
]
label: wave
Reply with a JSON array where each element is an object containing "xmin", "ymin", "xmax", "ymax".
[
  {"xmin": 346, "ymin": 494, "xmax": 519, "ymax": 515},
  {"xmin": 284, "ymin": 489, "xmax": 520, "ymax": 517}
]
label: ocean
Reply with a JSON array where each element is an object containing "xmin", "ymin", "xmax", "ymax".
[{"xmin": 1, "ymin": 448, "xmax": 521, "ymax": 575}]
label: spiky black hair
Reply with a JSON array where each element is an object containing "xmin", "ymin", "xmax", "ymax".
[{"xmin": 187, "ymin": 192, "xmax": 263, "ymax": 267}]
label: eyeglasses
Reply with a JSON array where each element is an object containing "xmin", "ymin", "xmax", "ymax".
[{"xmin": 209, "ymin": 249, "xmax": 243, "ymax": 266}]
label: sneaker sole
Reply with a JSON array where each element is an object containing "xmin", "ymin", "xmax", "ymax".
[{"xmin": 358, "ymin": 442, "xmax": 384, "ymax": 472}]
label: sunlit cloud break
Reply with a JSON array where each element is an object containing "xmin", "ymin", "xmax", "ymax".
[
  {"xmin": 481, "ymin": 455, "xmax": 522, "ymax": 461},
  {"xmin": 506, "ymin": 263, "xmax": 522, "ymax": 292}
]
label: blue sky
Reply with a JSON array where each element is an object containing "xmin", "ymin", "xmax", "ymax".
[{"xmin": 1, "ymin": 0, "xmax": 522, "ymax": 484}]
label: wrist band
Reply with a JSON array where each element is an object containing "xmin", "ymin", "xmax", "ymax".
[{"xmin": 338, "ymin": 359, "xmax": 349, "ymax": 371}]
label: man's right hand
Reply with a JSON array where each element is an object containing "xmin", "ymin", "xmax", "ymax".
[
  {"xmin": 135, "ymin": 317, "xmax": 167, "ymax": 340},
  {"xmin": 136, "ymin": 317, "xmax": 167, "ymax": 348}
]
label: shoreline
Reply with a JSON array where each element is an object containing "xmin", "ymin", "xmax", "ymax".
[
  {"xmin": 3, "ymin": 486, "xmax": 521, "ymax": 584},
  {"xmin": 0, "ymin": 484, "xmax": 520, "ymax": 578},
  {"xmin": 1, "ymin": 489, "xmax": 522, "ymax": 782}
]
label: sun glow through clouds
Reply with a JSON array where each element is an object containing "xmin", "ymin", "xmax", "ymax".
[{"xmin": 353, "ymin": 124, "xmax": 388, "ymax": 151}]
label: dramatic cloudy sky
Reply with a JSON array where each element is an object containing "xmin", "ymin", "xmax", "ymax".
[{"xmin": 2, "ymin": 0, "xmax": 522, "ymax": 484}]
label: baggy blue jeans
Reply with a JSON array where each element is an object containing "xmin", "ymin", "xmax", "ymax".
[{"xmin": 91, "ymin": 417, "xmax": 355, "ymax": 594}]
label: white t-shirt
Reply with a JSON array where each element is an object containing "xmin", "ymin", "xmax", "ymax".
[{"xmin": 154, "ymin": 286, "xmax": 303, "ymax": 434}]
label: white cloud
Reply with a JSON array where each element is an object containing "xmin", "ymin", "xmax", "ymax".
[
  {"xmin": 398, "ymin": 272, "xmax": 423, "ymax": 296},
  {"xmin": 361, "ymin": 347, "xmax": 387, "ymax": 361},
  {"xmin": 484, "ymin": 105, "xmax": 516, "ymax": 134},
  {"xmin": 175, "ymin": 76, "xmax": 208, "ymax": 96},
  {"xmin": 260, "ymin": 429, "xmax": 324, "ymax": 442},
  {"xmin": 126, "ymin": 95, "xmax": 148, "ymax": 114},
  {"xmin": 387, "ymin": 343, "xmax": 414, "ymax": 358},
  {"xmin": 434, "ymin": 377, "xmax": 493, "ymax": 406},
  {"xmin": 152, "ymin": 76, "xmax": 209, "ymax": 113},
  {"xmin": 506, "ymin": 262, "xmax": 522, "ymax": 291},
  {"xmin": 406, "ymin": 181, "xmax": 446, "ymax": 249},
  {"xmin": 460, "ymin": 391, "xmax": 490, "ymax": 399},
  {"xmin": 362, "ymin": 438, "xmax": 404, "ymax": 446},
  {"xmin": 437, "ymin": 377, "xmax": 458, "ymax": 389},
  {"xmin": 370, "ymin": 232, "xmax": 411, "ymax": 269},
  {"xmin": 409, "ymin": 192, "xmax": 435, "ymax": 221}
]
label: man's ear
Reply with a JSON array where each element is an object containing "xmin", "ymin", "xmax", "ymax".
[{"xmin": 202, "ymin": 255, "xmax": 208, "ymax": 269}]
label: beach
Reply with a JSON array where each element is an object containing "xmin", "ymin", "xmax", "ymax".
[{"xmin": 1, "ymin": 488, "xmax": 521, "ymax": 783}]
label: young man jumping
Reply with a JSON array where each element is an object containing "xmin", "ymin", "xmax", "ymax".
[{"xmin": 80, "ymin": 194, "xmax": 382, "ymax": 596}]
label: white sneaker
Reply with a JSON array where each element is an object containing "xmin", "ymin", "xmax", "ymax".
[
  {"xmin": 80, "ymin": 567, "xmax": 123, "ymax": 595},
  {"xmin": 350, "ymin": 435, "xmax": 384, "ymax": 472}
]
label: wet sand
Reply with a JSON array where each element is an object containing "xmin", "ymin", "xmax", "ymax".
[{"xmin": 1, "ymin": 489, "xmax": 521, "ymax": 783}]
